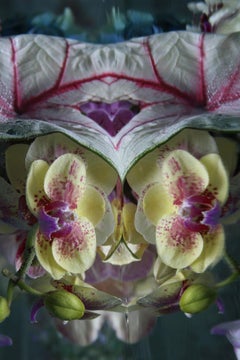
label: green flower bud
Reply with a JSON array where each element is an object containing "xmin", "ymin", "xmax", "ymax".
[
  {"xmin": 179, "ymin": 284, "xmax": 217, "ymax": 314},
  {"xmin": 44, "ymin": 290, "xmax": 85, "ymax": 320},
  {"xmin": 0, "ymin": 297, "xmax": 10, "ymax": 322}
]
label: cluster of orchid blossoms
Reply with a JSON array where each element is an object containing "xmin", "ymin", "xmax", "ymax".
[{"xmin": 0, "ymin": 127, "xmax": 240, "ymax": 346}]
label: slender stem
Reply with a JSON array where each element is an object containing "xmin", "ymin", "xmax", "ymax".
[
  {"xmin": 17, "ymin": 224, "xmax": 38, "ymax": 279},
  {"xmin": 223, "ymin": 250, "xmax": 240, "ymax": 274},
  {"xmin": 215, "ymin": 251, "xmax": 240, "ymax": 289},
  {"xmin": 6, "ymin": 279, "xmax": 15, "ymax": 306},
  {"xmin": 215, "ymin": 272, "xmax": 240, "ymax": 289},
  {"xmin": 2, "ymin": 268, "xmax": 43, "ymax": 297}
]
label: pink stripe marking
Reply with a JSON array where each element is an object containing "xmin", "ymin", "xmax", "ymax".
[
  {"xmin": 197, "ymin": 34, "xmax": 207, "ymax": 106},
  {"xmin": 10, "ymin": 38, "xmax": 21, "ymax": 113}
]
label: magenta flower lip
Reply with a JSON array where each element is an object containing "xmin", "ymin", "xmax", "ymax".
[
  {"xmin": 80, "ymin": 101, "xmax": 139, "ymax": 136},
  {"xmin": 182, "ymin": 194, "xmax": 221, "ymax": 232},
  {"xmin": 38, "ymin": 200, "xmax": 73, "ymax": 240}
]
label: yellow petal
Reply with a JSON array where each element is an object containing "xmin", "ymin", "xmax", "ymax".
[
  {"xmin": 190, "ymin": 224, "xmax": 225, "ymax": 273},
  {"xmin": 143, "ymin": 183, "xmax": 175, "ymax": 225},
  {"xmin": 35, "ymin": 228, "xmax": 66, "ymax": 280},
  {"xmin": 84, "ymin": 151, "xmax": 118, "ymax": 195},
  {"xmin": 122, "ymin": 202, "xmax": 147, "ymax": 245},
  {"xmin": 6, "ymin": 144, "xmax": 29, "ymax": 193},
  {"xmin": 160, "ymin": 129, "xmax": 217, "ymax": 159},
  {"xmin": 77, "ymin": 185, "xmax": 105, "ymax": 226},
  {"xmin": 156, "ymin": 215, "xmax": 203, "ymax": 269},
  {"xmin": 162, "ymin": 150, "xmax": 209, "ymax": 204},
  {"xmin": 44, "ymin": 154, "xmax": 86, "ymax": 208},
  {"xmin": 200, "ymin": 153, "xmax": 229, "ymax": 204},
  {"xmin": 26, "ymin": 160, "xmax": 49, "ymax": 215},
  {"xmin": 52, "ymin": 218, "xmax": 96, "ymax": 274},
  {"xmin": 102, "ymin": 241, "xmax": 140, "ymax": 265},
  {"xmin": 127, "ymin": 148, "xmax": 161, "ymax": 194},
  {"xmin": 26, "ymin": 132, "xmax": 82, "ymax": 169},
  {"xmin": 134, "ymin": 189, "xmax": 157, "ymax": 244},
  {"xmin": 94, "ymin": 192, "xmax": 115, "ymax": 245},
  {"xmin": 26, "ymin": 132, "xmax": 118, "ymax": 195}
]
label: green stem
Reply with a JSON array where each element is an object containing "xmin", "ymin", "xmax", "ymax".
[
  {"xmin": 6, "ymin": 279, "xmax": 15, "ymax": 306},
  {"xmin": 17, "ymin": 224, "xmax": 38, "ymax": 279},
  {"xmin": 223, "ymin": 250, "xmax": 240, "ymax": 274},
  {"xmin": 215, "ymin": 251, "xmax": 240, "ymax": 289},
  {"xmin": 215, "ymin": 272, "xmax": 240, "ymax": 289},
  {"xmin": 3, "ymin": 268, "xmax": 43, "ymax": 297}
]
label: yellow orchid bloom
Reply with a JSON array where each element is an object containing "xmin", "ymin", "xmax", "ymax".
[
  {"xmin": 135, "ymin": 149, "xmax": 229, "ymax": 272},
  {"xmin": 25, "ymin": 153, "xmax": 108, "ymax": 279}
]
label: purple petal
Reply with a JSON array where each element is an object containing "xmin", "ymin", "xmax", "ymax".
[
  {"xmin": 0, "ymin": 334, "xmax": 12, "ymax": 347},
  {"xmin": 30, "ymin": 298, "xmax": 44, "ymax": 323},
  {"xmin": 80, "ymin": 101, "xmax": 138, "ymax": 136}
]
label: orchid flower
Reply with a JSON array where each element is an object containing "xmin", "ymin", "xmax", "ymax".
[
  {"xmin": 24, "ymin": 133, "xmax": 117, "ymax": 280},
  {"xmin": 128, "ymin": 129, "xmax": 230, "ymax": 272},
  {"xmin": 25, "ymin": 152, "xmax": 100, "ymax": 279},
  {"xmin": 211, "ymin": 320, "xmax": 240, "ymax": 359},
  {"xmin": 0, "ymin": 133, "xmax": 117, "ymax": 280}
]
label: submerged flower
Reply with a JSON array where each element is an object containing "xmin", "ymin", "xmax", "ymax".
[{"xmin": 211, "ymin": 320, "xmax": 240, "ymax": 359}]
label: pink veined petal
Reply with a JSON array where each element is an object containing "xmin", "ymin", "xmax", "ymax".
[
  {"xmin": 44, "ymin": 153, "xmax": 86, "ymax": 209},
  {"xmin": 51, "ymin": 218, "xmax": 96, "ymax": 274},
  {"xmin": 162, "ymin": 150, "xmax": 209, "ymax": 205},
  {"xmin": 156, "ymin": 214, "xmax": 204, "ymax": 269}
]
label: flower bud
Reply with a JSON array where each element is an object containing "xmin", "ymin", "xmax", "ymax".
[
  {"xmin": 0, "ymin": 297, "xmax": 10, "ymax": 323},
  {"xmin": 179, "ymin": 284, "xmax": 217, "ymax": 314},
  {"xmin": 44, "ymin": 290, "xmax": 85, "ymax": 320}
]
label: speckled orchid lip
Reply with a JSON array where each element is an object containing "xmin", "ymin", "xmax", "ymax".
[
  {"xmin": 181, "ymin": 194, "xmax": 221, "ymax": 232},
  {"xmin": 38, "ymin": 200, "xmax": 74, "ymax": 240}
]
